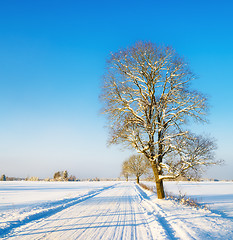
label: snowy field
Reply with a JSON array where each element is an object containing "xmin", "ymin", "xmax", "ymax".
[
  {"xmin": 0, "ymin": 181, "xmax": 115, "ymax": 237},
  {"xmin": 143, "ymin": 181, "xmax": 233, "ymax": 218},
  {"xmin": 1, "ymin": 181, "xmax": 233, "ymax": 239}
]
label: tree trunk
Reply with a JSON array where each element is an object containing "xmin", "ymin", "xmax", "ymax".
[
  {"xmin": 150, "ymin": 161, "xmax": 165, "ymax": 199},
  {"xmin": 136, "ymin": 176, "xmax": 139, "ymax": 184},
  {"xmin": 156, "ymin": 179, "xmax": 165, "ymax": 199}
]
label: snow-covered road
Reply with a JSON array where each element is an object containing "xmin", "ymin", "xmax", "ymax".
[{"xmin": 2, "ymin": 182, "xmax": 233, "ymax": 239}]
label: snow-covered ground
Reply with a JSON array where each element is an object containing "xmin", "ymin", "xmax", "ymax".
[
  {"xmin": 1, "ymin": 181, "xmax": 233, "ymax": 239},
  {"xmin": 143, "ymin": 181, "xmax": 233, "ymax": 218},
  {"xmin": 0, "ymin": 181, "xmax": 115, "ymax": 236}
]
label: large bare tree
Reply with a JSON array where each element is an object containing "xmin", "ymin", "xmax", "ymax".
[{"xmin": 101, "ymin": 41, "xmax": 218, "ymax": 199}]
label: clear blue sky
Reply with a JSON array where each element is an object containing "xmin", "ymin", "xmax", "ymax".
[{"xmin": 0, "ymin": 0, "xmax": 232, "ymax": 179}]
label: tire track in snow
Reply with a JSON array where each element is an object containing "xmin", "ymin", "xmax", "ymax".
[
  {"xmin": 19, "ymin": 184, "xmax": 132, "ymax": 240},
  {"xmin": 134, "ymin": 184, "xmax": 174, "ymax": 239},
  {"xmin": 135, "ymin": 184, "xmax": 197, "ymax": 240},
  {"xmin": 3, "ymin": 182, "xmax": 205, "ymax": 239},
  {"xmin": 72, "ymin": 190, "xmax": 119, "ymax": 240},
  {"xmin": 0, "ymin": 184, "xmax": 117, "ymax": 238},
  {"xmin": 6, "ymin": 183, "xmax": 158, "ymax": 240},
  {"xmin": 132, "ymin": 188, "xmax": 155, "ymax": 240},
  {"xmin": 49, "ymin": 183, "xmax": 137, "ymax": 239},
  {"xmin": 148, "ymin": 202, "xmax": 197, "ymax": 240},
  {"xmin": 78, "ymin": 183, "xmax": 138, "ymax": 240}
]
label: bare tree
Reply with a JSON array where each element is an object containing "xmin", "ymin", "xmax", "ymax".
[
  {"xmin": 0, "ymin": 174, "xmax": 6, "ymax": 181},
  {"xmin": 68, "ymin": 175, "xmax": 77, "ymax": 181},
  {"xmin": 54, "ymin": 171, "xmax": 68, "ymax": 181},
  {"xmin": 121, "ymin": 160, "xmax": 130, "ymax": 181},
  {"xmin": 54, "ymin": 171, "xmax": 62, "ymax": 181},
  {"xmin": 161, "ymin": 134, "xmax": 221, "ymax": 180},
  {"xmin": 63, "ymin": 170, "xmax": 68, "ymax": 181},
  {"xmin": 101, "ymin": 41, "xmax": 219, "ymax": 199},
  {"xmin": 124, "ymin": 154, "xmax": 150, "ymax": 183}
]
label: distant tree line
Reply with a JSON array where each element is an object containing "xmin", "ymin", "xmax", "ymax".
[
  {"xmin": 0, "ymin": 171, "xmax": 78, "ymax": 182},
  {"xmin": 0, "ymin": 174, "xmax": 25, "ymax": 181}
]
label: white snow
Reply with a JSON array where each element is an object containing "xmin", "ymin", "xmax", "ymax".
[
  {"xmin": 143, "ymin": 180, "xmax": 233, "ymax": 217},
  {"xmin": 0, "ymin": 181, "xmax": 115, "ymax": 235},
  {"xmin": 1, "ymin": 181, "xmax": 233, "ymax": 239}
]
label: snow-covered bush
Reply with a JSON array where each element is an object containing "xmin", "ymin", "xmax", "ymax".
[
  {"xmin": 26, "ymin": 176, "xmax": 39, "ymax": 181},
  {"xmin": 0, "ymin": 174, "xmax": 6, "ymax": 181}
]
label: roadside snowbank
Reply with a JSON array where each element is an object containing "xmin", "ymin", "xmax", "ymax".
[{"xmin": 143, "ymin": 181, "xmax": 233, "ymax": 217}]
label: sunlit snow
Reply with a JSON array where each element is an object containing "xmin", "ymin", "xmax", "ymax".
[{"xmin": 1, "ymin": 181, "xmax": 233, "ymax": 239}]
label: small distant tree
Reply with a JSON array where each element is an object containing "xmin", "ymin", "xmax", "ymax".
[
  {"xmin": 121, "ymin": 160, "xmax": 130, "ymax": 181},
  {"xmin": 54, "ymin": 171, "xmax": 70, "ymax": 181},
  {"xmin": 63, "ymin": 170, "xmax": 68, "ymax": 181},
  {"xmin": 26, "ymin": 176, "xmax": 39, "ymax": 181},
  {"xmin": 0, "ymin": 174, "xmax": 6, "ymax": 181},
  {"xmin": 54, "ymin": 171, "xmax": 62, "ymax": 181},
  {"xmin": 68, "ymin": 175, "xmax": 76, "ymax": 181},
  {"xmin": 124, "ymin": 154, "xmax": 150, "ymax": 183}
]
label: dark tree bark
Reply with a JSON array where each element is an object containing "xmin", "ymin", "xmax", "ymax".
[
  {"xmin": 151, "ymin": 161, "xmax": 165, "ymax": 199},
  {"xmin": 136, "ymin": 176, "xmax": 140, "ymax": 184}
]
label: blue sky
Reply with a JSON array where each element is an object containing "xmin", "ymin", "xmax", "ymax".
[{"xmin": 0, "ymin": 0, "xmax": 232, "ymax": 179}]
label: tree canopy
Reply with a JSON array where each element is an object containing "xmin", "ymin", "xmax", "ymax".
[
  {"xmin": 101, "ymin": 41, "xmax": 219, "ymax": 199},
  {"xmin": 121, "ymin": 154, "xmax": 150, "ymax": 183}
]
